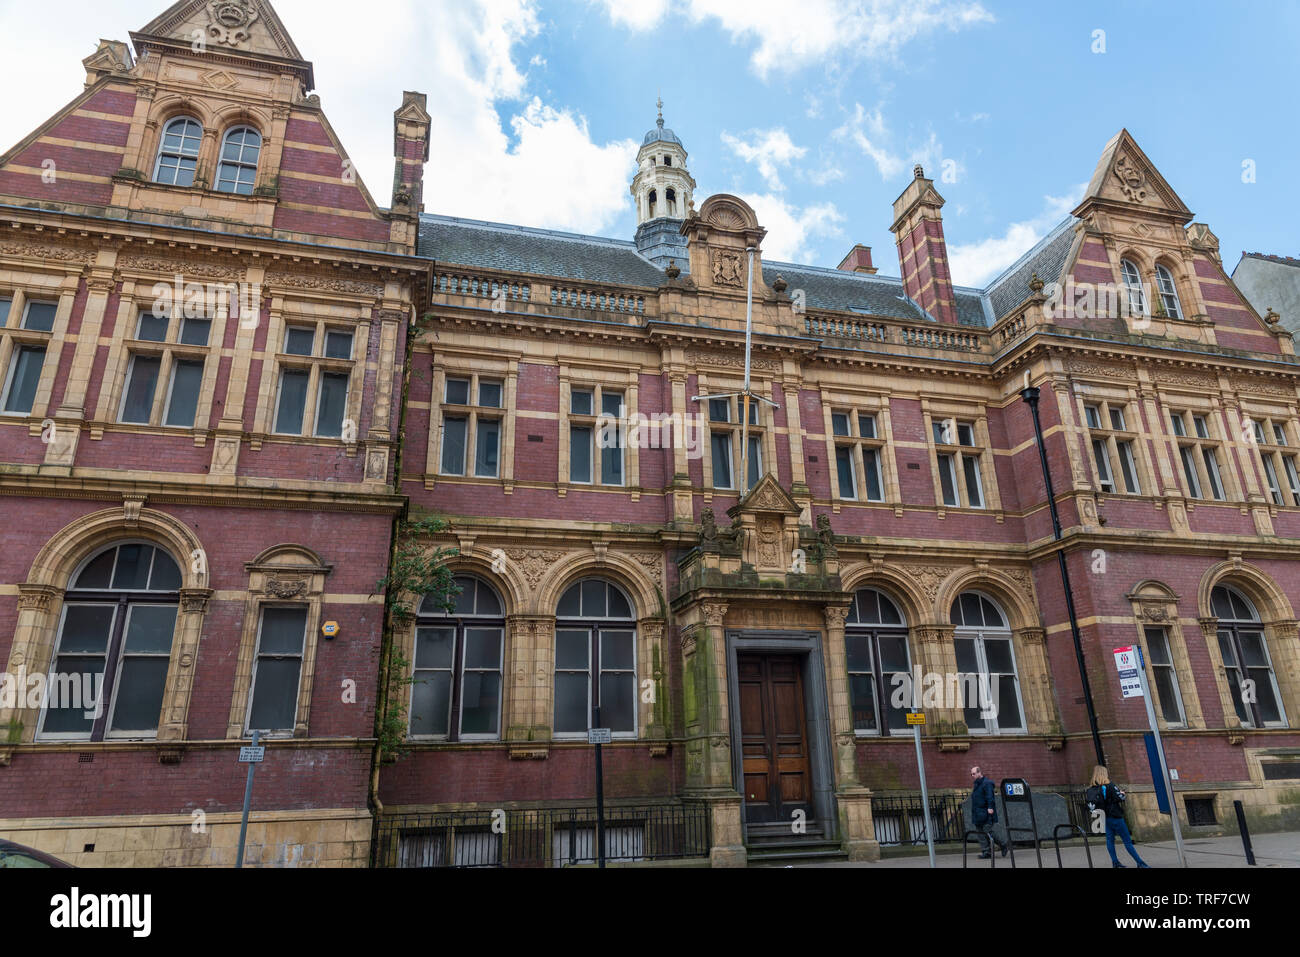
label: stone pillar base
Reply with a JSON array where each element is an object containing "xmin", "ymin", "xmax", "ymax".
[
  {"xmin": 836, "ymin": 787, "xmax": 881, "ymax": 861},
  {"xmin": 685, "ymin": 790, "xmax": 747, "ymax": 868}
]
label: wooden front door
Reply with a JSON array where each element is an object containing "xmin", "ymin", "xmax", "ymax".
[{"xmin": 738, "ymin": 653, "xmax": 812, "ymax": 824}]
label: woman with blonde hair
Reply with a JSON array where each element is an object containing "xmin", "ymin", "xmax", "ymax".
[{"xmin": 1087, "ymin": 765, "xmax": 1150, "ymax": 868}]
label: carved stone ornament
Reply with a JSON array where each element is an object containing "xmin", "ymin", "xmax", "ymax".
[
  {"xmin": 711, "ymin": 250, "xmax": 744, "ymax": 287},
  {"xmin": 700, "ymin": 507, "xmax": 719, "ymax": 549},
  {"xmin": 266, "ymin": 577, "xmax": 307, "ymax": 599},
  {"xmin": 206, "ymin": 0, "xmax": 259, "ymax": 46},
  {"xmin": 1112, "ymin": 155, "xmax": 1147, "ymax": 203},
  {"xmin": 1140, "ymin": 602, "xmax": 1169, "ymax": 622},
  {"xmin": 504, "ymin": 548, "xmax": 566, "ymax": 591}
]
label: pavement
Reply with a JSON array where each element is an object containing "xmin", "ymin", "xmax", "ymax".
[{"xmin": 789, "ymin": 831, "xmax": 1300, "ymax": 867}]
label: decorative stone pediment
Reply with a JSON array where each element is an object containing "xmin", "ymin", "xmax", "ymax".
[
  {"xmin": 137, "ymin": 0, "xmax": 307, "ymax": 65},
  {"xmin": 1074, "ymin": 129, "xmax": 1192, "ymax": 223},
  {"xmin": 726, "ymin": 475, "xmax": 803, "ymax": 577},
  {"xmin": 682, "ymin": 194, "xmax": 768, "ymax": 295}
]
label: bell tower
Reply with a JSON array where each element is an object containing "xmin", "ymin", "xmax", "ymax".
[{"xmin": 631, "ymin": 98, "xmax": 696, "ymax": 267}]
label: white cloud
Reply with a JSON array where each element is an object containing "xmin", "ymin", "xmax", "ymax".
[
  {"xmin": 593, "ymin": 0, "xmax": 994, "ymax": 77},
  {"xmin": 947, "ymin": 185, "xmax": 1086, "ymax": 287},
  {"xmin": 721, "ymin": 128, "xmax": 807, "ymax": 191},
  {"xmin": 733, "ymin": 192, "xmax": 845, "ymax": 262},
  {"xmin": 833, "ymin": 104, "xmax": 951, "ymax": 182},
  {"xmin": 0, "ymin": 0, "xmax": 638, "ymax": 235}
]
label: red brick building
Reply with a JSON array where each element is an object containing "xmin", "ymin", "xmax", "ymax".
[
  {"xmin": 0, "ymin": 0, "xmax": 429, "ymax": 865},
  {"xmin": 384, "ymin": 123, "xmax": 1300, "ymax": 864}
]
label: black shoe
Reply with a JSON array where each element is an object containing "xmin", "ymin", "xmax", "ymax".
[
  {"xmin": 978, "ymin": 852, "xmax": 991, "ymax": 859},
  {"xmin": 1000, "ymin": 844, "xmax": 1009, "ymax": 857},
  {"xmin": 1113, "ymin": 861, "xmax": 1126, "ymax": 868}
]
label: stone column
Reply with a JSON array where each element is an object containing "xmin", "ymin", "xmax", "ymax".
[
  {"xmin": 157, "ymin": 588, "xmax": 212, "ymax": 742},
  {"xmin": 821, "ymin": 605, "xmax": 859, "ymax": 787},
  {"xmin": 915, "ymin": 624, "xmax": 964, "ymax": 736},
  {"xmin": 1198, "ymin": 616, "xmax": 1242, "ymax": 733},
  {"xmin": 1012, "ymin": 626, "xmax": 1057, "ymax": 736},
  {"xmin": 637, "ymin": 617, "xmax": 667, "ymax": 741},
  {"xmin": 0, "ymin": 585, "xmax": 63, "ymax": 753}
]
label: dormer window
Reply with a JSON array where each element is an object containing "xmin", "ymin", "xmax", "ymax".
[
  {"xmin": 216, "ymin": 126, "xmax": 262, "ymax": 195},
  {"xmin": 153, "ymin": 117, "xmax": 202, "ymax": 187}
]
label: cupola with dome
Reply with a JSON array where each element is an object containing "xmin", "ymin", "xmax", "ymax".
[{"xmin": 631, "ymin": 98, "xmax": 696, "ymax": 268}]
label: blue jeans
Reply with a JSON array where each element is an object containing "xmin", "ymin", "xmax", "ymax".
[{"xmin": 1105, "ymin": 817, "xmax": 1147, "ymax": 866}]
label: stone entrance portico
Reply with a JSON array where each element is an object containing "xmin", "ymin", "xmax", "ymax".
[{"xmin": 672, "ymin": 475, "xmax": 881, "ymax": 865}]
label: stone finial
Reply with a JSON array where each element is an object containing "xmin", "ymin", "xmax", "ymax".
[
  {"xmin": 665, "ymin": 259, "xmax": 681, "ymax": 279},
  {"xmin": 1265, "ymin": 307, "xmax": 1281, "ymax": 326},
  {"xmin": 1029, "ymin": 271, "xmax": 1044, "ymax": 293},
  {"xmin": 772, "ymin": 275, "xmax": 788, "ymax": 293}
]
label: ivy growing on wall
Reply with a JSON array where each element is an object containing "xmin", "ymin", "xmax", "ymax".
[{"xmin": 373, "ymin": 512, "xmax": 460, "ymax": 761}]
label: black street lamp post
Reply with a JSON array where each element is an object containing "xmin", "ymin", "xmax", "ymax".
[{"xmin": 1020, "ymin": 385, "xmax": 1106, "ymax": 767}]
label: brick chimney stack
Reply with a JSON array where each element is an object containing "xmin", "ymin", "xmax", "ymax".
[
  {"xmin": 891, "ymin": 164, "xmax": 958, "ymax": 324},
  {"xmin": 390, "ymin": 90, "xmax": 431, "ymax": 250},
  {"xmin": 836, "ymin": 244, "xmax": 878, "ymax": 274}
]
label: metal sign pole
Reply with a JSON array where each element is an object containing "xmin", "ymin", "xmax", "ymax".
[
  {"xmin": 1135, "ymin": 648, "xmax": 1187, "ymax": 868},
  {"xmin": 911, "ymin": 717, "xmax": 936, "ymax": 868},
  {"xmin": 235, "ymin": 730, "xmax": 260, "ymax": 869}
]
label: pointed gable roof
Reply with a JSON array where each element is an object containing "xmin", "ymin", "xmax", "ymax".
[
  {"xmin": 132, "ymin": 0, "xmax": 313, "ymax": 89},
  {"xmin": 727, "ymin": 473, "xmax": 802, "ymax": 521},
  {"xmin": 1074, "ymin": 128, "xmax": 1192, "ymax": 223}
]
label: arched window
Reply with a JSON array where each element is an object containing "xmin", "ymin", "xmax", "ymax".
[
  {"xmin": 410, "ymin": 575, "xmax": 505, "ymax": 739},
  {"xmin": 153, "ymin": 117, "xmax": 202, "ymax": 187},
  {"xmin": 216, "ymin": 126, "xmax": 261, "ymax": 195},
  {"xmin": 1154, "ymin": 264, "xmax": 1183, "ymax": 319},
  {"xmin": 666, "ymin": 187, "xmax": 677, "ymax": 216},
  {"xmin": 647, "ymin": 188, "xmax": 657, "ymax": 218},
  {"xmin": 1212, "ymin": 585, "xmax": 1285, "ymax": 727},
  {"xmin": 1120, "ymin": 258, "xmax": 1146, "ymax": 316},
  {"xmin": 845, "ymin": 588, "xmax": 911, "ymax": 734},
  {"xmin": 950, "ymin": 592, "xmax": 1025, "ymax": 733},
  {"xmin": 38, "ymin": 542, "xmax": 182, "ymax": 740},
  {"xmin": 554, "ymin": 578, "xmax": 636, "ymax": 736}
]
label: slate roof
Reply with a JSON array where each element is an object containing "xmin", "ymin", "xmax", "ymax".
[
  {"xmin": 418, "ymin": 215, "xmax": 667, "ymax": 286},
  {"xmin": 418, "ymin": 211, "xmax": 1082, "ymax": 330},
  {"xmin": 984, "ymin": 217, "xmax": 1076, "ymax": 320}
]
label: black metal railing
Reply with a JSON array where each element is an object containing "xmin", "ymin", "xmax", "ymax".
[
  {"xmin": 371, "ymin": 803, "xmax": 711, "ymax": 868},
  {"xmin": 872, "ymin": 788, "xmax": 1114, "ymax": 847}
]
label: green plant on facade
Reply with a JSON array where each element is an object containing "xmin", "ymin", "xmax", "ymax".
[{"xmin": 373, "ymin": 512, "xmax": 460, "ymax": 761}]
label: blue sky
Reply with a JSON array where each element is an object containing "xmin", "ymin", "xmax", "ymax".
[{"xmin": 3, "ymin": 0, "xmax": 1296, "ymax": 286}]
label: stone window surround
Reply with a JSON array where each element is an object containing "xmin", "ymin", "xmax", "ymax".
[
  {"xmin": 1073, "ymin": 383, "xmax": 1158, "ymax": 498},
  {"xmin": 250, "ymin": 301, "xmax": 367, "ymax": 451},
  {"xmin": 225, "ymin": 546, "xmax": 333, "ymax": 740},
  {"xmin": 1126, "ymin": 581, "xmax": 1205, "ymax": 731},
  {"xmin": 135, "ymin": 100, "xmax": 275, "ymax": 196},
  {"xmin": 1241, "ymin": 404, "xmax": 1300, "ymax": 511},
  {"xmin": 557, "ymin": 363, "xmax": 639, "ymax": 499},
  {"xmin": 920, "ymin": 399, "xmax": 1003, "ymax": 518},
  {"xmin": 0, "ymin": 505, "xmax": 211, "ymax": 757},
  {"xmin": 698, "ymin": 371, "xmax": 772, "ymax": 502},
  {"xmin": 425, "ymin": 352, "xmax": 518, "ymax": 491},
  {"xmin": 93, "ymin": 284, "xmax": 228, "ymax": 435},
  {"xmin": 1161, "ymin": 395, "xmax": 1242, "ymax": 504},
  {"xmin": 1113, "ymin": 246, "xmax": 1204, "ymax": 323},
  {"xmin": 819, "ymin": 388, "xmax": 901, "ymax": 514},
  {"xmin": 0, "ymin": 275, "xmax": 80, "ymax": 424}
]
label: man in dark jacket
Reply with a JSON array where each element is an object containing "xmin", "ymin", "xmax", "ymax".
[{"xmin": 970, "ymin": 766, "xmax": 1008, "ymax": 858}]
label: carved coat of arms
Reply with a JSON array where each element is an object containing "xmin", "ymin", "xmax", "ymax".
[
  {"xmin": 711, "ymin": 250, "xmax": 744, "ymax": 287},
  {"xmin": 206, "ymin": 0, "xmax": 259, "ymax": 46},
  {"xmin": 1112, "ymin": 156, "xmax": 1147, "ymax": 203}
]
